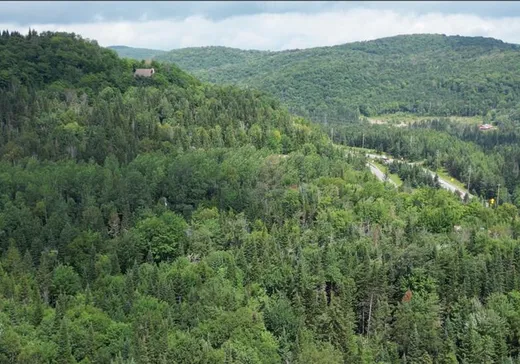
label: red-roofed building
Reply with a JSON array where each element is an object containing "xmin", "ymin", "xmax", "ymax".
[{"xmin": 479, "ymin": 124, "xmax": 493, "ymax": 131}]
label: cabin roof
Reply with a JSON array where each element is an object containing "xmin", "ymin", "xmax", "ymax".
[{"xmin": 134, "ymin": 68, "xmax": 155, "ymax": 77}]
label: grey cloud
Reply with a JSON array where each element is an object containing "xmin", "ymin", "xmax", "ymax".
[
  {"xmin": 0, "ymin": 1, "xmax": 519, "ymax": 26},
  {"xmin": 7, "ymin": 7, "xmax": 520, "ymax": 51},
  {"xmin": 0, "ymin": 1, "xmax": 247, "ymax": 24},
  {"xmin": 0, "ymin": 1, "xmax": 320, "ymax": 24}
]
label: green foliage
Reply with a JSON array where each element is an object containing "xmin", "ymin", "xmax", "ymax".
[
  {"xmin": 51, "ymin": 265, "xmax": 81, "ymax": 298},
  {"xmin": 134, "ymin": 211, "xmax": 187, "ymax": 262},
  {"xmin": 2, "ymin": 29, "xmax": 520, "ymax": 364},
  {"xmin": 111, "ymin": 34, "xmax": 520, "ymax": 123},
  {"xmin": 0, "ymin": 30, "xmax": 199, "ymax": 96},
  {"xmin": 108, "ymin": 46, "xmax": 167, "ymax": 60}
]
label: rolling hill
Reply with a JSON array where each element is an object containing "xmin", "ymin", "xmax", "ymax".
[
  {"xmin": 108, "ymin": 45, "xmax": 167, "ymax": 60},
  {"xmin": 110, "ymin": 34, "xmax": 520, "ymax": 122},
  {"xmin": 4, "ymin": 29, "xmax": 520, "ymax": 364}
]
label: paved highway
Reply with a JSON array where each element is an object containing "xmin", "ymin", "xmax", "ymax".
[{"xmin": 367, "ymin": 162, "xmax": 398, "ymax": 187}]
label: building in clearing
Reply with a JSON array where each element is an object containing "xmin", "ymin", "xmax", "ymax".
[
  {"xmin": 134, "ymin": 68, "xmax": 155, "ymax": 77},
  {"xmin": 479, "ymin": 124, "xmax": 493, "ymax": 131}
]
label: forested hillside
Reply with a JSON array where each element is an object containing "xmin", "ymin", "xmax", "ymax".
[
  {"xmin": 108, "ymin": 45, "xmax": 167, "ymax": 61},
  {"xmin": 112, "ymin": 34, "xmax": 520, "ymax": 122},
  {"xmin": 0, "ymin": 30, "xmax": 198, "ymax": 95},
  {"xmin": 3, "ymin": 30, "xmax": 520, "ymax": 364}
]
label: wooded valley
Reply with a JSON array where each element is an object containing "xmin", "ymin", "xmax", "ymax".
[
  {"xmin": 1, "ymin": 30, "xmax": 520, "ymax": 364},
  {"xmin": 112, "ymin": 34, "xmax": 520, "ymax": 122}
]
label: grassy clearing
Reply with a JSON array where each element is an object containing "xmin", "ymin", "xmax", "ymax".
[
  {"xmin": 342, "ymin": 145, "xmax": 378, "ymax": 154},
  {"xmin": 388, "ymin": 173, "xmax": 404, "ymax": 187},
  {"xmin": 366, "ymin": 113, "xmax": 484, "ymax": 126},
  {"xmin": 434, "ymin": 167, "xmax": 468, "ymax": 192}
]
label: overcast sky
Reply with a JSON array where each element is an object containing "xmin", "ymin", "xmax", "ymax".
[{"xmin": 1, "ymin": 1, "xmax": 520, "ymax": 50}]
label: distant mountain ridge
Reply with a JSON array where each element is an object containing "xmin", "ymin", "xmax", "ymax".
[
  {"xmin": 109, "ymin": 34, "xmax": 520, "ymax": 121},
  {"xmin": 108, "ymin": 45, "xmax": 167, "ymax": 60}
]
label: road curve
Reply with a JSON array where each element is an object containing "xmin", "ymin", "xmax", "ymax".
[
  {"xmin": 423, "ymin": 169, "xmax": 472, "ymax": 199},
  {"xmin": 365, "ymin": 153, "xmax": 470, "ymax": 198},
  {"xmin": 340, "ymin": 147, "xmax": 473, "ymax": 199},
  {"xmin": 367, "ymin": 162, "xmax": 398, "ymax": 187}
]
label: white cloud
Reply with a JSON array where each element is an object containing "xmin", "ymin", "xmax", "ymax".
[{"xmin": 1, "ymin": 8, "xmax": 520, "ymax": 50}]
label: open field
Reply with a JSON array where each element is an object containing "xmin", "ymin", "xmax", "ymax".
[{"xmin": 366, "ymin": 113, "xmax": 484, "ymax": 126}]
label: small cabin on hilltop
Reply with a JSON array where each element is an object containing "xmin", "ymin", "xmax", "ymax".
[{"xmin": 134, "ymin": 68, "xmax": 155, "ymax": 77}]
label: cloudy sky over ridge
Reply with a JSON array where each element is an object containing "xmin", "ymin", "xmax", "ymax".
[{"xmin": 1, "ymin": 1, "xmax": 520, "ymax": 50}]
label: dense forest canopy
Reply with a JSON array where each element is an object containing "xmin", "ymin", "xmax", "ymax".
[
  {"xmin": 111, "ymin": 34, "xmax": 520, "ymax": 122},
  {"xmin": 0, "ymin": 30, "xmax": 199, "ymax": 95},
  {"xmin": 2, "ymin": 29, "xmax": 520, "ymax": 364}
]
